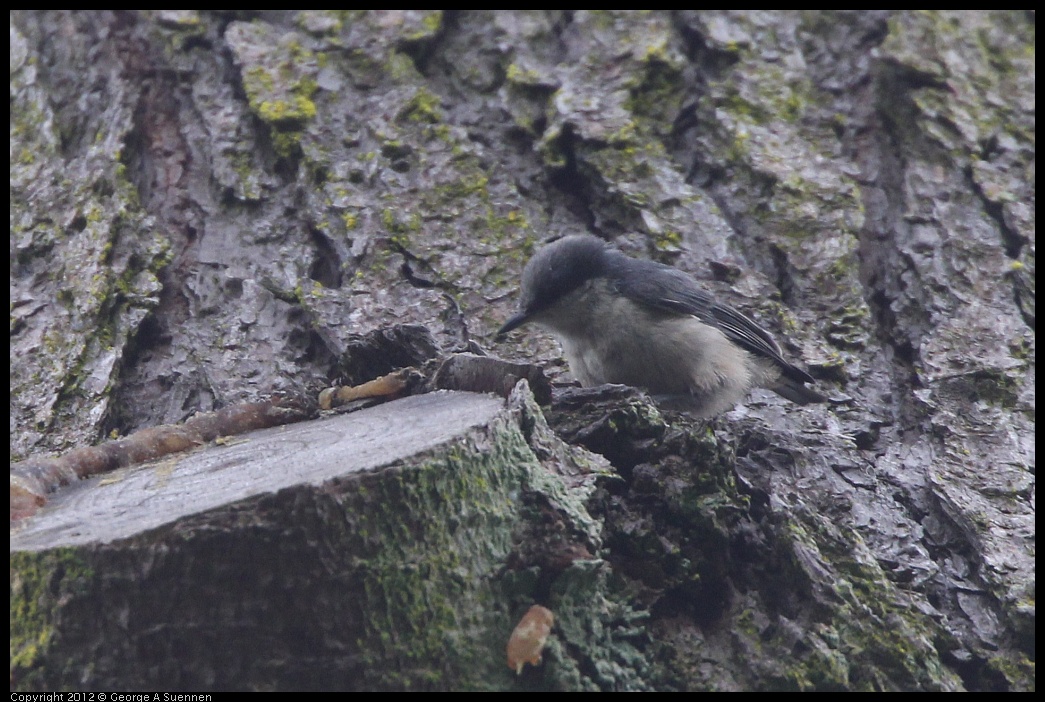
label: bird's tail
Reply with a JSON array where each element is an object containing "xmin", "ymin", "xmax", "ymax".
[{"xmin": 770, "ymin": 378, "xmax": 828, "ymax": 405}]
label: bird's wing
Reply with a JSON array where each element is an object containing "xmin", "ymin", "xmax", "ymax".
[{"xmin": 611, "ymin": 256, "xmax": 814, "ymax": 384}]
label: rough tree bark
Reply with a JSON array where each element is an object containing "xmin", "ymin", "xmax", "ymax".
[{"xmin": 10, "ymin": 11, "xmax": 1033, "ymax": 691}]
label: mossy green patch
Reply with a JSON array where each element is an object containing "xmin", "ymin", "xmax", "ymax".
[{"xmin": 10, "ymin": 549, "xmax": 95, "ymax": 687}]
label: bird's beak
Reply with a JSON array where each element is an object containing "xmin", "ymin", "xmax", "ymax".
[{"xmin": 496, "ymin": 311, "xmax": 531, "ymax": 339}]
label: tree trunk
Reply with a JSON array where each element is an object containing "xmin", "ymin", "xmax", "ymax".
[{"xmin": 10, "ymin": 10, "xmax": 1033, "ymax": 691}]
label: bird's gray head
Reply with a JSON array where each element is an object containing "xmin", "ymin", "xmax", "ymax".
[{"xmin": 497, "ymin": 235, "xmax": 609, "ymax": 337}]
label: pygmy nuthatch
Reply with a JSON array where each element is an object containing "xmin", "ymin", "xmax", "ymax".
[{"xmin": 497, "ymin": 234, "xmax": 826, "ymax": 417}]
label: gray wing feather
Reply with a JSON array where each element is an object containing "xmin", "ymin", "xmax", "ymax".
[{"xmin": 608, "ymin": 255, "xmax": 814, "ymax": 385}]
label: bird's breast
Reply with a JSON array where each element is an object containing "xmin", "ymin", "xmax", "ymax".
[{"xmin": 542, "ymin": 288, "xmax": 753, "ymax": 398}]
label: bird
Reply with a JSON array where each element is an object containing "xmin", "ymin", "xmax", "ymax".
[{"xmin": 496, "ymin": 234, "xmax": 826, "ymax": 417}]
